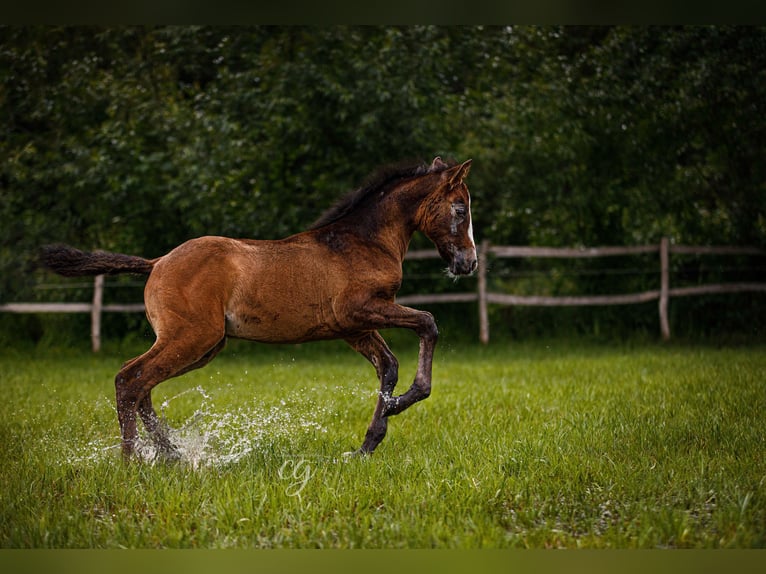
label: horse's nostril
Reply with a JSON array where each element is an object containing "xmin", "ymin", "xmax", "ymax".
[{"xmin": 470, "ymin": 259, "xmax": 478, "ymax": 272}]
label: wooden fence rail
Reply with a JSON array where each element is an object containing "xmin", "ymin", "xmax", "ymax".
[
  {"xmin": 2, "ymin": 239, "xmax": 765, "ymax": 349},
  {"xmin": 399, "ymin": 238, "xmax": 766, "ymax": 343},
  {"xmin": 0, "ymin": 274, "xmax": 145, "ymax": 352}
]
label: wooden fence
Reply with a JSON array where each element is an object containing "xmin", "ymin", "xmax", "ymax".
[
  {"xmin": 399, "ymin": 238, "xmax": 766, "ymax": 343},
  {"xmin": 2, "ymin": 238, "xmax": 765, "ymax": 349},
  {"xmin": 0, "ymin": 275, "xmax": 144, "ymax": 352}
]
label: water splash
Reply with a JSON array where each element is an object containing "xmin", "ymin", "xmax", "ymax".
[{"xmin": 68, "ymin": 385, "xmax": 328, "ymax": 470}]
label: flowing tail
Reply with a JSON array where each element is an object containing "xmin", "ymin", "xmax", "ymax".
[{"xmin": 40, "ymin": 244, "xmax": 155, "ymax": 277}]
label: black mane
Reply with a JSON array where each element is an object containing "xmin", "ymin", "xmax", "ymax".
[{"xmin": 309, "ymin": 159, "xmax": 455, "ymax": 230}]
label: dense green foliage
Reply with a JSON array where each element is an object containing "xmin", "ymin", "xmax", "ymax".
[
  {"xmin": 1, "ymin": 341, "xmax": 764, "ymax": 548},
  {"xmin": 2, "ymin": 26, "xmax": 765, "ymax": 342}
]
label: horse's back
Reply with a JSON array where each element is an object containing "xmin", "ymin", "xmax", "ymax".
[{"xmin": 143, "ymin": 234, "xmax": 353, "ymax": 343}]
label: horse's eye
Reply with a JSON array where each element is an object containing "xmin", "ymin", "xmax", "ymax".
[{"xmin": 451, "ymin": 203, "xmax": 467, "ymax": 220}]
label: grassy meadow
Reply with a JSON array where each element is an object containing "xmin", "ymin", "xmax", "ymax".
[{"xmin": 0, "ymin": 335, "xmax": 764, "ymax": 549}]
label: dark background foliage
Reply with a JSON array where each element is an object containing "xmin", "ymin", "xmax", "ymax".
[{"xmin": 2, "ymin": 26, "xmax": 765, "ymax": 344}]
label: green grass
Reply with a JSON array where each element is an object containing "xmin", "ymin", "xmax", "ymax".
[{"xmin": 0, "ymin": 337, "xmax": 764, "ymax": 548}]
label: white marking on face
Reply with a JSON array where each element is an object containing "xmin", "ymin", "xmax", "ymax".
[{"xmin": 467, "ymin": 193, "xmax": 475, "ymax": 248}]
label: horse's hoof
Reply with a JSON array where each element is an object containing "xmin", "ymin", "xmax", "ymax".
[
  {"xmin": 155, "ymin": 446, "xmax": 182, "ymax": 463},
  {"xmin": 342, "ymin": 448, "xmax": 371, "ymax": 460},
  {"xmin": 121, "ymin": 440, "xmax": 138, "ymax": 462}
]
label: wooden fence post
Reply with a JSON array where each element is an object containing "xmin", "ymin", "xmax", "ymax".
[
  {"xmin": 478, "ymin": 240, "xmax": 490, "ymax": 344},
  {"xmin": 91, "ymin": 274, "xmax": 104, "ymax": 352},
  {"xmin": 659, "ymin": 237, "xmax": 670, "ymax": 341}
]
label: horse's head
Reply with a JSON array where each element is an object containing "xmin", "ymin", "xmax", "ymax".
[{"xmin": 417, "ymin": 157, "xmax": 478, "ymax": 277}]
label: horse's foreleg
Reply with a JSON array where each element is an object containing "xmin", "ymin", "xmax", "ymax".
[
  {"xmin": 346, "ymin": 331, "xmax": 399, "ymax": 454},
  {"xmin": 347, "ymin": 303, "xmax": 438, "ymax": 453},
  {"xmin": 382, "ymin": 309, "xmax": 438, "ymax": 417}
]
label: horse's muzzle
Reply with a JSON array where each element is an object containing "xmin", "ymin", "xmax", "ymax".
[{"xmin": 449, "ymin": 248, "xmax": 478, "ymax": 276}]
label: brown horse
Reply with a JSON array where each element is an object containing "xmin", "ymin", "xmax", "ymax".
[{"xmin": 41, "ymin": 157, "xmax": 477, "ymax": 459}]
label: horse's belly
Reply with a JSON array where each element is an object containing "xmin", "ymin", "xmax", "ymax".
[{"xmin": 223, "ymin": 304, "xmax": 339, "ymax": 343}]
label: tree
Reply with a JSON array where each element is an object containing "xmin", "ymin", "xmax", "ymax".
[{"xmin": 2, "ymin": 26, "xmax": 764, "ymax": 340}]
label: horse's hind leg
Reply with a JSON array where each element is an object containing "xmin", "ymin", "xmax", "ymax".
[
  {"xmin": 134, "ymin": 337, "xmax": 228, "ymax": 457},
  {"xmin": 116, "ymin": 333, "xmax": 226, "ymax": 460},
  {"xmin": 136, "ymin": 393, "xmax": 177, "ymax": 458},
  {"xmin": 114, "ymin": 355, "xmax": 171, "ymax": 453},
  {"xmin": 346, "ymin": 331, "xmax": 399, "ymax": 454}
]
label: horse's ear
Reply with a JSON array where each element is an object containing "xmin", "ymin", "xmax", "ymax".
[
  {"xmin": 430, "ymin": 156, "xmax": 449, "ymax": 171},
  {"xmin": 447, "ymin": 159, "xmax": 472, "ymax": 188}
]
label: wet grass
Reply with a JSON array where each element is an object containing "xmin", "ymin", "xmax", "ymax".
[{"xmin": 0, "ymin": 337, "xmax": 764, "ymax": 548}]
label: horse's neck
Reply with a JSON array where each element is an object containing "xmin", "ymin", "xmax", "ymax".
[
  {"xmin": 312, "ymin": 180, "xmax": 432, "ymax": 262},
  {"xmin": 374, "ymin": 185, "xmax": 431, "ymax": 260},
  {"xmin": 321, "ymin": 188, "xmax": 421, "ymax": 262}
]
